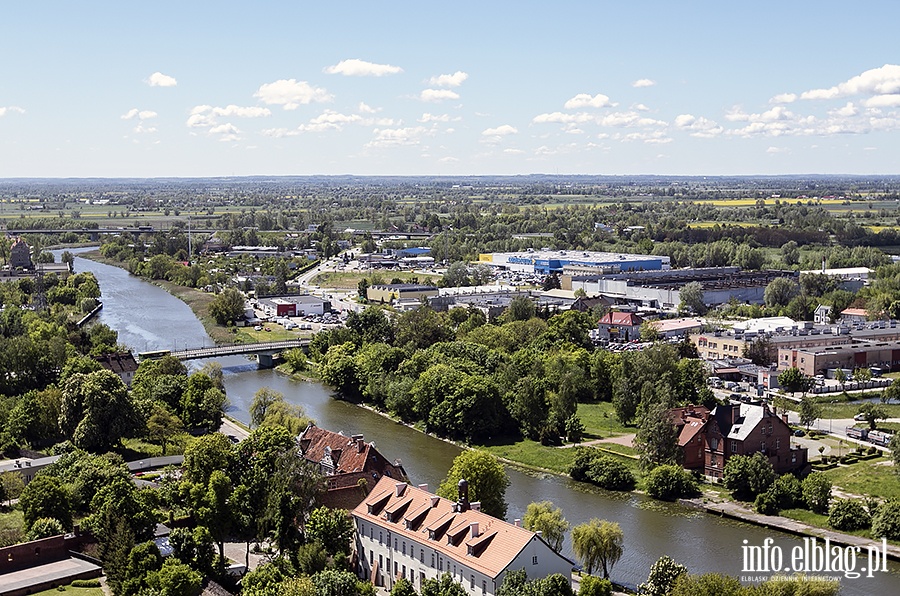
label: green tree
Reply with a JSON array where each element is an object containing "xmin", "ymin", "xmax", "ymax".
[
  {"xmin": 571, "ymin": 518, "xmax": 623, "ymax": 579},
  {"xmin": 743, "ymin": 336, "xmax": 775, "ymax": 366},
  {"xmin": 523, "ymin": 501, "xmax": 569, "ymax": 553},
  {"xmin": 764, "ymin": 277, "xmax": 800, "ymax": 307},
  {"xmin": 802, "ymin": 471, "xmax": 832, "ymax": 514},
  {"xmin": 20, "ymin": 475, "xmax": 73, "ymax": 532},
  {"xmin": 0, "ymin": 471, "xmax": 25, "ymax": 505},
  {"xmin": 26, "ymin": 517, "xmax": 66, "ymax": 540},
  {"xmin": 644, "ymin": 465, "xmax": 697, "ymax": 501},
  {"xmin": 209, "ymin": 287, "xmax": 245, "ymax": 325},
  {"xmin": 250, "ymin": 387, "xmax": 283, "ymax": 428},
  {"xmin": 421, "ymin": 572, "xmax": 467, "ymax": 596},
  {"xmin": 501, "ymin": 295, "xmax": 537, "ymax": 323},
  {"xmin": 634, "ymin": 402, "xmax": 680, "ymax": 471},
  {"xmin": 857, "ymin": 402, "xmax": 889, "ymax": 430},
  {"xmin": 871, "ymin": 499, "xmax": 900, "ymax": 541},
  {"xmin": 678, "ymin": 282, "xmax": 707, "ymax": 315},
  {"xmin": 391, "ymin": 577, "xmax": 417, "ymax": 596},
  {"xmin": 437, "ymin": 450, "xmax": 509, "ymax": 519},
  {"xmin": 59, "ymin": 369, "xmax": 139, "ymax": 452},
  {"xmin": 146, "ymin": 404, "xmax": 183, "ymax": 455},
  {"xmin": 305, "ymin": 506, "xmax": 355, "ymax": 557},
  {"xmin": 578, "ymin": 576, "xmax": 612, "ymax": 596},
  {"xmin": 183, "ymin": 433, "xmax": 234, "ymax": 485},
  {"xmin": 149, "ymin": 558, "xmax": 203, "ymax": 596},
  {"xmin": 638, "ymin": 555, "xmax": 688, "ymax": 596},
  {"xmin": 828, "ymin": 499, "xmax": 871, "ymax": 531},
  {"xmin": 722, "ymin": 453, "xmax": 774, "ymax": 500},
  {"xmin": 777, "ymin": 367, "xmax": 811, "ymax": 395},
  {"xmin": 798, "ymin": 396, "xmax": 822, "ymax": 429}
]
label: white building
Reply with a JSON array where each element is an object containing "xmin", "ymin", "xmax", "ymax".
[{"xmin": 352, "ymin": 476, "xmax": 572, "ymax": 595}]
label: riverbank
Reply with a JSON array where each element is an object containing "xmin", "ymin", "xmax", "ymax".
[
  {"xmin": 78, "ymin": 250, "xmax": 900, "ymax": 565},
  {"xmin": 684, "ymin": 494, "xmax": 900, "ymax": 563}
]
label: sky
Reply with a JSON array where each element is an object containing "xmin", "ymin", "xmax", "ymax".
[{"xmin": 2, "ymin": 1, "xmax": 900, "ymax": 178}]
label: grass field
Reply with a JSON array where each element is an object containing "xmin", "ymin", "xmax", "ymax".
[
  {"xmin": 824, "ymin": 459, "xmax": 900, "ymax": 501},
  {"xmin": 818, "ymin": 402, "xmax": 900, "ymax": 419},
  {"xmin": 30, "ymin": 585, "xmax": 104, "ymax": 596},
  {"xmin": 0, "ymin": 508, "xmax": 24, "ymax": 547},
  {"xmin": 311, "ymin": 270, "xmax": 440, "ymax": 289},
  {"xmin": 576, "ymin": 402, "xmax": 633, "ymax": 439},
  {"xmin": 476, "ymin": 438, "xmax": 577, "ymax": 475}
]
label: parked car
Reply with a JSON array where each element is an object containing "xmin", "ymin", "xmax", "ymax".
[{"xmin": 853, "ymin": 413, "xmax": 867, "ymax": 421}]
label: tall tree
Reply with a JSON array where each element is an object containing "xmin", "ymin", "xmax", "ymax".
[
  {"xmin": 633, "ymin": 402, "xmax": 680, "ymax": 471},
  {"xmin": 437, "ymin": 450, "xmax": 510, "ymax": 519},
  {"xmin": 523, "ymin": 501, "xmax": 569, "ymax": 553},
  {"xmin": 59, "ymin": 369, "xmax": 139, "ymax": 452},
  {"xmin": 571, "ymin": 518, "xmax": 624, "ymax": 579}
]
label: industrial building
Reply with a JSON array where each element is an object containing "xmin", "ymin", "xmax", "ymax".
[
  {"xmin": 565, "ymin": 267, "xmax": 798, "ymax": 310},
  {"xmin": 478, "ymin": 249, "xmax": 670, "ymax": 275}
]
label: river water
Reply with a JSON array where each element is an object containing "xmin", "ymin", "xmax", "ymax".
[{"xmin": 58, "ymin": 248, "xmax": 898, "ymax": 593}]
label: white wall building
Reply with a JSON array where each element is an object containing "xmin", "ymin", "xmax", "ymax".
[{"xmin": 352, "ymin": 476, "xmax": 572, "ymax": 595}]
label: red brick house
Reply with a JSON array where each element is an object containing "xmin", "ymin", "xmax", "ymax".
[
  {"xmin": 669, "ymin": 405, "xmax": 711, "ymax": 471},
  {"xmin": 298, "ymin": 424, "xmax": 408, "ymax": 510},
  {"xmin": 670, "ymin": 403, "xmax": 808, "ymax": 478},
  {"xmin": 597, "ymin": 311, "xmax": 644, "ymax": 341}
]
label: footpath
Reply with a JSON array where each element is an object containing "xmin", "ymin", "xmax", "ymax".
[{"xmin": 683, "ymin": 495, "xmax": 900, "ymax": 562}]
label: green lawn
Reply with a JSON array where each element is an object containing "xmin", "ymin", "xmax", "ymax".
[
  {"xmin": 576, "ymin": 402, "xmax": 633, "ymax": 439},
  {"xmin": 824, "ymin": 459, "xmax": 900, "ymax": 501},
  {"xmin": 476, "ymin": 438, "xmax": 576, "ymax": 475},
  {"xmin": 30, "ymin": 584, "xmax": 104, "ymax": 596},
  {"xmin": 311, "ymin": 270, "xmax": 440, "ymax": 289},
  {"xmin": 0, "ymin": 508, "xmax": 24, "ymax": 547},
  {"xmin": 817, "ymin": 402, "xmax": 900, "ymax": 419}
]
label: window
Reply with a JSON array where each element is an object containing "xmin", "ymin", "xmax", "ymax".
[
  {"xmin": 403, "ymin": 565, "xmax": 406, "ymax": 578},
  {"xmin": 379, "ymin": 532, "xmax": 383, "ymax": 544},
  {"xmin": 370, "ymin": 551, "xmax": 373, "ymax": 564},
  {"xmin": 402, "ymin": 542, "xmax": 406, "ymax": 555},
  {"xmin": 731, "ymin": 441, "xmax": 738, "ymax": 453},
  {"xmin": 532, "ymin": 556, "xmax": 538, "ymax": 565},
  {"xmin": 761, "ymin": 441, "xmax": 766, "ymax": 452},
  {"xmin": 431, "ymin": 553, "xmax": 435, "ymax": 567},
  {"xmin": 483, "ymin": 581, "xmax": 487, "ymax": 593},
  {"xmin": 776, "ymin": 438, "xmax": 781, "ymax": 450},
  {"xmin": 394, "ymin": 539, "xmax": 397, "ymax": 551},
  {"xmin": 420, "ymin": 549, "xmax": 424, "ymax": 563},
  {"xmin": 394, "ymin": 562, "xmax": 398, "ymax": 576},
  {"xmin": 471, "ymin": 575, "xmax": 475, "ymax": 588}
]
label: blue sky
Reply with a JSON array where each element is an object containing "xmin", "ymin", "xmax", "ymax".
[{"xmin": 2, "ymin": 1, "xmax": 900, "ymax": 177}]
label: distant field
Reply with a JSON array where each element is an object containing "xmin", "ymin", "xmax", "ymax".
[
  {"xmin": 694, "ymin": 198, "xmax": 850, "ymax": 207},
  {"xmin": 687, "ymin": 221, "xmax": 759, "ymax": 228}
]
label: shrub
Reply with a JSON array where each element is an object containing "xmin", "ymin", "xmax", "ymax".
[
  {"xmin": 638, "ymin": 555, "xmax": 687, "ymax": 596},
  {"xmin": 871, "ymin": 499, "xmax": 900, "ymax": 541},
  {"xmin": 587, "ymin": 455, "xmax": 636, "ymax": 491},
  {"xmin": 645, "ymin": 465, "xmax": 698, "ymax": 501},
  {"xmin": 578, "ymin": 575, "xmax": 612, "ymax": 596},
  {"xmin": 71, "ymin": 579, "xmax": 101, "ymax": 588},
  {"xmin": 769, "ymin": 474, "xmax": 803, "ymax": 510},
  {"xmin": 723, "ymin": 453, "xmax": 774, "ymax": 499},
  {"xmin": 828, "ymin": 499, "xmax": 871, "ymax": 531},
  {"xmin": 754, "ymin": 490, "xmax": 780, "ymax": 515}
]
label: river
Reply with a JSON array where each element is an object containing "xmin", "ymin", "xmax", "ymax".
[{"xmin": 58, "ymin": 247, "xmax": 898, "ymax": 593}]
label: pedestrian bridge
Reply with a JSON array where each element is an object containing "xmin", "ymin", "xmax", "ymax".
[{"xmin": 138, "ymin": 338, "xmax": 310, "ymax": 366}]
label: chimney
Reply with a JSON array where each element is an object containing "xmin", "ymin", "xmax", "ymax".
[
  {"xmin": 357, "ymin": 440, "xmax": 365, "ymax": 453},
  {"xmin": 395, "ymin": 483, "xmax": 406, "ymax": 497},
  {"xmin": 456, "ymin": 479, "xmax": 470, "ymax": 512},
  {"xmin": 514, "ymin": 519, "xmax": 521, "ymax": 527},
  {"xmin": 470, "ymin": 502, "xmax": 481, "ymax": 512},
  {"xmin": 470, "ymin": 522, "xmax": 479, "ymax": 538},
  {"xmin": 418, "ymin": 484, "xmax": 429, "ymax": 492},
  {"xmin": 536, "ymin": 530, "xmax": 543, "ymax": 537},
  {"xmin": 782, "ymin": 413, "xmax": 788, "ymax": 424}
]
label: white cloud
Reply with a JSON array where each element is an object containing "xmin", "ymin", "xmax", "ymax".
[
  {"xmin": 324, "ymin": 59, "xmax": 403, "ymax": 76},
  {"xmin": 358, "ymin": 102, "xmax": 378, "ymax": 114},
  {"xmin": 298, "ymin": 111, "xmax": 363, "ymax": 132},
  {"xmin": 254, "ymin": 79, "xmax": 333, "ymax": 109},
  {"xmin": 208, "ymin": 123, "xmax": 241, "ymax": 141},
  {"xmin": 770, "ymin": 93, "xmax": 797, "ymax": 104},
  {"xmin": 597, "ymin": 111, "xmax": 666, "ymax": 128},
  {"xmin": 419, "ymin": 113, "xmax": 450, "ymax": 123},
  {"xmin": 482, "ymin": 125, "xmax": 518, "ymax": 136},
  {"xmin": 766, "ymin": 146, "xmax": 788, "ymax": 154},
  {"xmin": 674, "ymin": 114, "xmax": 724, "ymax": 138},
  {"xmin": 132, "ymin": 123, "xmax": 157, "ymax": 134},
  {"xmin": 632, "ymin": 79, "xmax": 655, "ymax": 88},
  {"xmin": 0, "ymin": 106, "xmax": 25, "ymax": 117},
  {"xmin": 419, "ymin": 89, "xmax": 460, "ymax": 102},
  {"xmin": 564, "ymin": 93, "xmax": 613, "ymax": 109},
  {"xmin": 800, "ymin": 64, "xmax": 900, "ymax": 100},
  {"xmin": 438, "ymin": 156, "xmax": 459, "ymax": 163},
  {"xmin": 503, "ymin": 148, "xmax": 525, "ymax": 154},
  {"xmin": 211, "ymin": 105, "xmax": 271, "ymax": 118},
  {"xmin": 147, "ymin": 72, "xmax": 177, "ymax": 87},
  {"xmin": 864, "ymin": 94, "xmax": 900, "ymax": 108},
  {"xmin": 622, "ymin": 130, "xmax": 672, "ymax": 144},
  {"xmin": 634, "ymin": 103, "xmax": 650, "ymax": 111},
  {"xmin": 121, "ymin": 108, "xmax": 158, "ymax": 120},
  {"xmin": 428, "ymin": 71, "xmax": 468, "ymax": 87},
  {"xmin": 366, "ymin": 126, "xmax": 429, "ymax": 148},
  {"xmin": 830, "ymin": 102, "xmax": 858, "ymax": 117},
  {"xmin": 532, "ymin": 111, "xmax": 597, "ymax": 124}
]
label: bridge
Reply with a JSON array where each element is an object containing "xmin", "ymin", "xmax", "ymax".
[{"xmin": 139, "ymin": 339, "xmax": 310, "ymax": 367}]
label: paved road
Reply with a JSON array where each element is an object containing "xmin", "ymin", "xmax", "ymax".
[{"xmin": 219, "ymin": 417, "xmax": 250, "ymax": 442}]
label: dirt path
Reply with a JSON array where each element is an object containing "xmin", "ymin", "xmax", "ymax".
[{"xmin": 560, "ymin": 433, "xmax": 635, "ymax": 448}]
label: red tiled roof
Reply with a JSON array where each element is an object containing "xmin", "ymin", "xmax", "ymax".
[
  {"xmin": 299, "ymin": 424, "xmax": 406, "ymax": 480},
  {"xmin": 353, "ymin": 477, "xmax": 566, "ymax": 579},
  {"xmin": 598, "ymin": 311, "xmax": 643, "ymax": 326}
]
